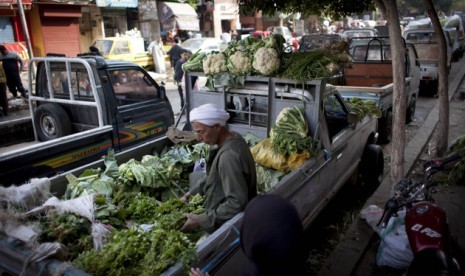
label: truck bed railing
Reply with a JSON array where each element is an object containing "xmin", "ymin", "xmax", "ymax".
[{"xmin": 27, "ymin": 57, "xmax": 105, "ymax": 141}]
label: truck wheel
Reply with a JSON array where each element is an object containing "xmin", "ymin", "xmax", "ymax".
[
  {"xmin": 34, "ymin": 103, "xmax": 72, "ymax": 141},
  {"xmin": 379, "ymin": 111, "xmax": 392, "ymax": 144},
  {"xmin": 361, "ymin": 144, "xmax": 384, "ymax": 186},
  {"xmin": 406, "ymin": 96, "xmax": 416, "ymax": 124}
]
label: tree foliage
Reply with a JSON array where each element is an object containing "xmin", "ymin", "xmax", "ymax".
[
  {"xmin": 397, "ymin": 0, "xmax": 452, "ymax": 16},
  {"xmin": 237, "ymin": 0, "xmax": 375, "ymax": 19}
]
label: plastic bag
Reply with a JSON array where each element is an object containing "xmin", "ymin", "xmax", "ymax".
[
  {"xmin": 193, "ymin": 158, "xmax": 207, "ymax": 173},
  {"xmin": 360, "ymin": 205, "xmax": 414, "ymax": 269}
]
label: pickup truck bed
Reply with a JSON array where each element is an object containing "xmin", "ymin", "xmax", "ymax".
[{"xmin": 0, "ymin": 72, "xmax": 382, "ymax": 276}]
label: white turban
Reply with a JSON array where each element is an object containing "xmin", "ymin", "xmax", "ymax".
[{"xmin": 190, "ymin": 103, "xmax": 230, "ymax": 126}]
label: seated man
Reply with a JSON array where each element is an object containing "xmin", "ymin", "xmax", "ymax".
[{"xmin": 181, "ymin": 103, "xmax": 257, "ymax": 233}]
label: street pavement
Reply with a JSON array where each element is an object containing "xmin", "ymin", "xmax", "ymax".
[{"xmin": 319, "ymin": 58, "xmax": 465, "ymax": 275}]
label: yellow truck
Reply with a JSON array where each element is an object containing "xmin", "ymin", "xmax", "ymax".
[{"xmin": 93, "ymin": 37, "xmax": 154, "ymax": 70}]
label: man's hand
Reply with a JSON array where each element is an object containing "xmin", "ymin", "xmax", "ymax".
[
  {"xmin": 189, "ymin": 267, "xmax": 209, "ymax": 276},
  {"xmin": 181, "ymin": 192, "xmax": 191, "ymax": 203},
  {"xmin": 181, "ymin": 213, "xmax": 200, "ymax": 232}
]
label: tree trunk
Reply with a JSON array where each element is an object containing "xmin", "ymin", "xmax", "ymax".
[
  {"xmin": 375, "ymin": 0, "xmax": 407, "ymax": 194},
  {"xmin": 423, "ymin": 0, "xmax": 449, "ymax": 157}
]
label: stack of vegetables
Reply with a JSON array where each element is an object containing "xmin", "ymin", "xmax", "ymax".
[
  {"xmin": 182, "ymin": 34, "xmax": 351, "ymax": 90},
  {"xmin": 1, "ymin": 143, "xmax": 210, "ymax": 275},
  {"xmin": 345, "ymin": 98, "xmax": 381, "ymax": 122},
  {"xmin": 251, "ymin": 106, "xmax": 318, "ymax": 174},
  {"xmin": 446, "ymin": 136, "xmax": 465, "ymax": 185}
]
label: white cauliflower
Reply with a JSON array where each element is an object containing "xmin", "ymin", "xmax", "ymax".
[
  {"xmin": 227, "ymin": 51, "xmax": 252, "ymax": 75},
  {"xmin": 252, "ymin": 47, "xmax": 280, "ymax": 76},
  {"xmin": 203, "ymin": 52, "xmax": 227, "ymax": 75}
]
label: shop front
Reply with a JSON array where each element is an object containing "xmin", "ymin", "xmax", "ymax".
[{"xmin": 158, "ymin": 1, "xmax": 199, "ymax": 41}]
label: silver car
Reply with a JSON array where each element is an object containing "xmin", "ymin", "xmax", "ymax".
[{"xmin": 181, "ymin": 37, "xmax": 227, "ymax": 54}]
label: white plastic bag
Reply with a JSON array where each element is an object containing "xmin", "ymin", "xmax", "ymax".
[
  {"xmin": 360, "ymin": 205, "xmax": 414, "ymax": 269},
  {"xmin": 193, "ymin": 158, "xmax": 207, "ymax": 172}
]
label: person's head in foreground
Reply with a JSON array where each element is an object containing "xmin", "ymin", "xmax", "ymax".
[{"xmin": 241, "ymin": 194, "xmax": 306, "ymax": 276}]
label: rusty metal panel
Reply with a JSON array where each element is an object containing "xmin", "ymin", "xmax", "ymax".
[{"xmin": 41, "ymin": 17, "xmax": 81, "ymax": 57}]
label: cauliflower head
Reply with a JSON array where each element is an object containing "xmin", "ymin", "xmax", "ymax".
[
  {"xmin": 203, "ymin": 52, "xmax": 227, "ymax": 75},
  {"xmin": 227, "ymin": 51, "xmax": 252, "ymax": 75},
  {"xmin": 252, "ymin": 47, "xmax": 280, "ymax": 76}
]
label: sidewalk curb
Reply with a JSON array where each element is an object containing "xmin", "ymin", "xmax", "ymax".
[{"xmin": 318, "ymin": 60, "xmax": 465, "ymax": 276}]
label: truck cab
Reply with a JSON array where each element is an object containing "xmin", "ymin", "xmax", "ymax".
[{"xmin": 0, "ymin": 56, "xmax": 174, "ymax": 186}]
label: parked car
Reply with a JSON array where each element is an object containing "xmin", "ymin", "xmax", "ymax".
[
  {"xmin": 341, "ymin": 28, "xmax": 379, "ymax": 40},
  {"xmin": 180, "ymin": 37, "xmax": 226, "ymax": 54}
]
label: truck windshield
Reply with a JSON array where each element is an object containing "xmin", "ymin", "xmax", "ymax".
[
  {"xmin": 110, "ymin": 68, "xmax": 159, "ymax": 106},
  {"xmin": 405, "ymin": 32, "xmax": 438, "ymax": 43}
]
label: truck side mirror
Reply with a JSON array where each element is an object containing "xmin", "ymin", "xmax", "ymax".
[{"xmin": 347, "ymin": 112, "xmax": 359, "ymax": 125}]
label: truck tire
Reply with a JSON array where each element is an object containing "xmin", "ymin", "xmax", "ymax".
[
  {"xmin": 361, "ymin": 144, "xmax": 384, "ymax": 186},
  {"xmin": 406, "ymin": 96, "xmax": 416, "ymax": 124},
  {"xmin": 379, "ymin": 111, "xmax": 392, "ymax": 144},
  {"xmin": 34, "ymin": 103, "xmax": 72, "ymax": 141}
]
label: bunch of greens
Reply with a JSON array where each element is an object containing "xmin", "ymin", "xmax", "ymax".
[
  {"xmin": 447, "ymin": 136, "xmax": 465, "ymax": 185},
  {"xmin": 74, "ymin": 194, "xmax": 205, "ymax": 275},
  {"xmin": 269, "ymin": 106, "xmax": 317, "ymax": 157},
  {"xmin": 280, "ymin": 41, "xmax": 351, "ymax": 83},
  {"xmin": 64, "ymin": 149, "xmax": 119, "ymax": 200},
  {"xmin": 182, "ymin": 50, "xmax": 207, "ymax": 73},
  {"xmin": 74, "ymin": 227, "xmax": 196, "ymax": 276},
  {"xmin": 38, "ymin": 211, "xmax": 94, "ymax": 259},
  {"xmin": 115, "ymin": 143, "xmax": 209, "ymax": 203},
  {"xmin": 345, "ymin": 98, "xmax": 381, "ymax": 122}
]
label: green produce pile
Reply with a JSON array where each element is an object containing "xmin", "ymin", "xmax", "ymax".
[
  {"xmin": 344, "ymin": 98, "xmax": 381, "ymax": 121},
  {"xmin": 182, "ymin": 34, "xmax": 349, "ymax": 90},
  {"xmin": 16, "ymin": 143, "xmax": 210, "ymax": 275},
  {"xmin": 446, "ymin": 136, "xmax": 465, "ymax": 185},
  {"xmin": 270, "ymin": 106, "xmax": 318, "ymax": 157},
  {"xmin": 281, "ymin": 41, "xmax": 351, "ymax": 83},
  {"xmin": 251, "ymin": 106, "xmax": 319, "ymax": 174}
]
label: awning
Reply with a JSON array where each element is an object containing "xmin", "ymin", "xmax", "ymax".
[
  {"xmin": 158, "ymin": 2, "xmax": 199, "ymax": 32},
  {"xmin": 96, "ymin": 0, "xmax": 138, "ymax": 8}
]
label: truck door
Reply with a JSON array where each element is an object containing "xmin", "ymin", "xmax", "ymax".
[
  {"xmin": 323, "ymin": 93, "xmax": 363, "ymax": 186},
  {"xmin": 109, "ymin": 67, "xmax": 174, "ymax": 150}
]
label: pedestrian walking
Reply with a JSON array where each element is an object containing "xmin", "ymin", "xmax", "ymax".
[
  {"xmin": 167, "ymin": 37, "xmax": 184, "ymax": 72},
  {"xmin": 148, "ymin": 36, "xmax": 166, "ymax": 75},
  {"xmin": 174, "ymin": 50, "xmax": 190, "ymax": 112},
  {"xmin": 0, "ymin": 45, "xmax": 27, "ymax": 98},
  {"xmin": 0, "ymin": 62, "xmax": 8, "ymax": 116}
]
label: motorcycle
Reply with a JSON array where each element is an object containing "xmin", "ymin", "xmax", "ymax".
[{"xmin": 377, "ymin": 154, "xmax": 465, "ymax": 275}]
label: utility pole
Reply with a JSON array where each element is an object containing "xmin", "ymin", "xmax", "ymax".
[{"xmin": 16, "ymin": 0, "xmax": 35, "ymax": 77}]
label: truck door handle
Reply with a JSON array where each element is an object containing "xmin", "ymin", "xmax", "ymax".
[{"xmin": 123, "ymin": 116, "xmax": 132, "ymax": 122}]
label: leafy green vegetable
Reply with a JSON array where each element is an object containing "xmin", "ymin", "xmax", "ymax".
[
  {"xmin": 270, "ymin": 106, "xmax": 318, "ymax": 156},
  {"xmin": 345, "ymin": 98, "xmax": 381, "ymax": 121},
  {"xmin": 182, "ymin": 50, "xmax": 207, "ymax": 72},
  {"xmin": 38, "ymin": 211, "xmax": 94, "ymax": 259},
  {"xmin": 74, "ymin": 227, "xmax": 196, "ymax": 276},
  {"xmin": 74, "ymin": 194, "xmax": 205, "ymax": 275},
  {"xmin": 447, "ymin": 136, "xmax": 465, "ymax": 184}
]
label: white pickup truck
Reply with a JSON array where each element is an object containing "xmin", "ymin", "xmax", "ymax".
[
  {"xmin": 0, "ymin": 73, "xmax": 383, "ymax": 275},
  {"xmin": 402, "ymin": 28, "xmax": 453, "ymax": 96},
  {"xmin": 335, "ymin": 37, "xmax": 420, "ymax": 143}
]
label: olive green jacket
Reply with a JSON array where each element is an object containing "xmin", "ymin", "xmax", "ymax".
[{"xmin": 190, "ymin": 134, "xmax": 257, "ymax": 233}]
